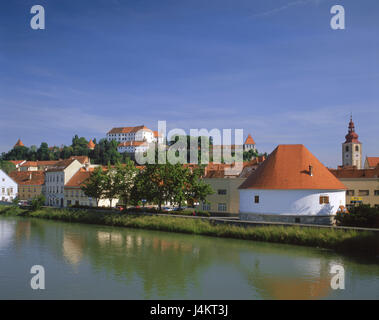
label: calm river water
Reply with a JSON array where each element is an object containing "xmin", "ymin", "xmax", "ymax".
[{"xmin": 0, "ymin": 216, "xmax": 378, "ymax": 299}]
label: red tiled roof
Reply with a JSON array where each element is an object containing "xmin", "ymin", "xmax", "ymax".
[
  {"xmin": 244, "ymin": 134, "xmax": 255, "ymax": 145},
  {"xmin": 46, "ymin": 159, "xmax": 77, "ymax": 172},
  {"xmin": 366, "ymin": 157, "xmax": 379, "ymax": 168},
  {"xmin": 14, "ymin": 139, "xmax": 24, "ymax": 148},
  {"xmin": 65, "ymin": 169, "xmax": 91, "ymax": 188},
  {"xmin": 20, "ymin": 160, "xmax": 59, "ymax": 167},
  {"xmin": 9, "ymin": 171, "xmax": 45, "ymax": 186},
  {"xmin": 239, "ymin": 145, "xmax": 347, "ymax": 190},
  {"xmin": 107, "ymin": 125, "xmax": 153, "ymax": 134},
  {"xmin": 329, "ymin": 166, "xmax": 379, "ymax": 179},
  {"xmin": 69, "ymin": 156, "xmax": 89, "ymax": 164},
  {"xmin": 87, "ymin": 139, "xmax": 96, "ymax": 149}
]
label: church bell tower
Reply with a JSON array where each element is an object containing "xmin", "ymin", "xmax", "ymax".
[{"xmin": 342, "ymin": 115, "xmax": 362, "ymax": 169}]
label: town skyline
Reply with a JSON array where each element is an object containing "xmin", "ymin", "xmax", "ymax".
[{"xmin": 1, "ymin": 0, "xmax": 378, "ymax": 168}]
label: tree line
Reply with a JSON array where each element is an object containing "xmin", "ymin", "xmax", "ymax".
[
  {"xmin": 0, "ymin": 135, "xmax": 129, "ymax": 165},
  {"xmin": 81, "ymin": 160, "xmax": 214, "ymax": 211}
]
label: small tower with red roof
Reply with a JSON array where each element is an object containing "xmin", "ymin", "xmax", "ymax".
[
  {"xmin": 243, "ymin": 134, "xmax": 256, "ymax": 152},
  {"xmin": 14, "ymin": 139, "xmax": 25, "ymax": 148},
  {"xmin": 342, "ymin": 115, "xmax": 362, "ymax": 169},
  {"xmin": 87, "ymin": 139, "xmax": 96, "ymax": 150}
]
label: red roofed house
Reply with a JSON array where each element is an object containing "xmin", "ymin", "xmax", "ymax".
[
  {"xmin": 239, "ymin": 145, "xmax": 347, "ymax": 225},
  {"xmin": 45, "ymin": 159, "xmax": 84, "ymax": 207},
  {"xmin": 9, "ymin": 171, "xmax": 45, "ymax": 201},
  {"xmin": 106, "ymin": 125, "xmax": 155, "ymax": 144}
]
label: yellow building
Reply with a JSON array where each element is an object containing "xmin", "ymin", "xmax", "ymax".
[
  {"xmin": 201, "ymin": 177, "xmax": 245, "ymax": 215},
  {"xmin": 64, "ymin": 168, "xmax": 116, "ymax": 207},
  {"xmin": 330, "ymin": 166, "xmax": 379, "ymax": 210},
  {"xmin": 199, "ymin": 157, "xmax": 266, "ymax": 215},
  {"xmin": 9, "ymin": 171, "xmax": 45, "ymax": 200}
]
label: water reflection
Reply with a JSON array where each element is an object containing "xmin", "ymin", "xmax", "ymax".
[{"xmin": 1, "ymin": 217, "xmax": 378, "ymax": 299}]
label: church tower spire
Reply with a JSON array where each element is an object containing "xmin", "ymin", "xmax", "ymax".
[{"xmin": 342, "ymin": 115, "xmax": 362, "ymax": 169}]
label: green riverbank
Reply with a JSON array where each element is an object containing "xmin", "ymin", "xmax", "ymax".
[{"xmin": 1, "ymin": 205, "xmax": 378, "ymax": 255}]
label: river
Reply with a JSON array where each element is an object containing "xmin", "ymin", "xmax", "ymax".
[{"xmin": 0, "ymin": 216, "xmax": 378, "ymax": 299}]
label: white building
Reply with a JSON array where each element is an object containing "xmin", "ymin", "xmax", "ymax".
[
  {"xmin": 107, "ymin": 125, "xmax": 155, "ymax": 144},
  {"xmin": 0, "ymin": 169, "xmax": 18, "ymax": 202},
  {"xmin": 45, "ymin": 159, "xmax": 83, "ymax": 207},
  {"xmin": 239, "ymin": 144, "xmax": 347, "ymax": 225},
  {"xmin": 117, "ymin": 141, "xmax": 150, "ymax": 154}
]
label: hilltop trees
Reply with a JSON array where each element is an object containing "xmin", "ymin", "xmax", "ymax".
[{"xmin": 0, "ymin": 135, "xmax": 125, "ymax": 165}]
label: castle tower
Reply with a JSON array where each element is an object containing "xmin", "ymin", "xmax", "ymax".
[
  {"xmin": 342, "ymin": 116, "xmax": 362, "ymax": 169},
  {"xmin": 243, "ymin": 134, "xmax": 256, "ymax": 152}
]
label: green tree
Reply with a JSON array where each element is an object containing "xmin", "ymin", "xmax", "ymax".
[
  {"xmin": 31, "ymin": 194, "xmax": 46, "ymax": 211},
  {"xmin": 114, "ymin": 160, "xmax": 138, "ymax": 208},
  {"xmin": 102, "ymin": 164, "xmax": 119, "ymax": 208},
  {"xmin": 81, "ymin": 167, "xmax": 106, "ymax": 207}
]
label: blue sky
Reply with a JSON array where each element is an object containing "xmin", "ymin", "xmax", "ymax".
[{"xmin": 0, "ymin": 0, "xmax": 378, "ymax": 167}]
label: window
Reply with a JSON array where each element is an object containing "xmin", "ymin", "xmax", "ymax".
[
  {"xmin": 218, "ymin": 203, "xmax": 227, "ymax": 212},
  {"xmin": 254, "ymin": 195, "xmax": 259, "ymax": 203},
  {"xmin": 295, "ymin": 217, "xmax": 301, "ymax": 223},
  {"xmin": 202, "ymin": 202, "xmax": 211, "ymax": 211},
  {"xmin": 374, "ymin": 190, "xmax": 379, "ymax": 196},
  {"xmin": 358, "ymin": 190, "xmax": 369, "ymax": 196},
  {"xmin": 319, "ymin": 196, "xmax": 329, "ymax": 204},
  {"xmin": 217, "ymin": 189, "xmax": 227, "ymax": 195},
  {"xmin": 345, "ymin": 146, "xmax": 349, "ymax": 152},
  {"xmin": 346, "ymin": 190, "xmax": 355, "ymax": 196},
  {"xmin": 355, "ymin": 145, "xmax": 359, "ymax": 151}
]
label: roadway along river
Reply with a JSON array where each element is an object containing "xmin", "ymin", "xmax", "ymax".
[{"xmin": 0, "ymin": 216, "xmax": 378, "ymax": 299}]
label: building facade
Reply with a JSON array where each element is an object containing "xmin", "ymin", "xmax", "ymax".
[
  {"xmin": 45, "ymin": 159, "xmax": 83, "ymax": 207},
  {"xmin": 107, "ymin": 125, "xmax": 156, "ymax": 144},
  {"xmin": 0, "ymin": 169, "xmax": 18, "ymax": 202},
  {"xmin": 9, "ymin": 171, "xmax": 44, "ymax": 201},
  {"xmin": 330, "ymin": 166, "xmax": 379, "ymax": 209}
]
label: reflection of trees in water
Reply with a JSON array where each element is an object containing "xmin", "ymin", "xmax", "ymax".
[
  {"xmin": 85, "ymin": 230, "xmax": 242, "ymax": 298},
  {"xmin": 7, "ymin": 217, "xmax": 379, "ymax": 299}
]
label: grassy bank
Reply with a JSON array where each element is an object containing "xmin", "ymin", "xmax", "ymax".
[{"xmin": 1, "ymin": 206, "xmax": 378, "ymax": 255}]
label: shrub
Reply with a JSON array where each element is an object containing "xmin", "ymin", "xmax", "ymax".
[
  {"xmin": 336, "ymin": 205, "xmax": 379, "ymax": 228},
  {"xmin": 30, "ymin": 194, "xmax": 46, "ymax": 211}
]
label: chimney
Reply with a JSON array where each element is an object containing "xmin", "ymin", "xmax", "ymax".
[
  {"xmin": 29, "ymin": 173, "xmax": 32, "ymax": 180},
  {"xmin": 309, "ymin": 165, "xmax": 313, "ymax": 176}
]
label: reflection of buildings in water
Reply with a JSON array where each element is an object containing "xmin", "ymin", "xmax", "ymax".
[
  {"xmin": 125, "ymin": 235, "xmax": 133, "ymax": 250},
  {"xmin": 62, "ymin": 232, "xmax": 85, "ymax": 266},
  {"xmin": 152, "ymin": 238, "xmax": 193, "ymax": 254},
  {"xmin": 0, "ymin": 220, "xmax": 15, "ymax": 249},
  {"xmin": 246, "ymin": 256, "xmax": 333, "ymax": 300},
  {"xmin": 97, "ymin": 231, "xmax": 123, "ymax": 247},
  {"xmin": 260, "ymin": 275, "xmax": 331, "ymax": 300},
  {"xmin": 15, "ymin": 220, "xmax": 31, "ymax": 241}
]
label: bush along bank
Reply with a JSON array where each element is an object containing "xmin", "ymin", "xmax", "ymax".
[{"xmin": 0, "ymin": 206, "xmax": 378, "ymax": 255}]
